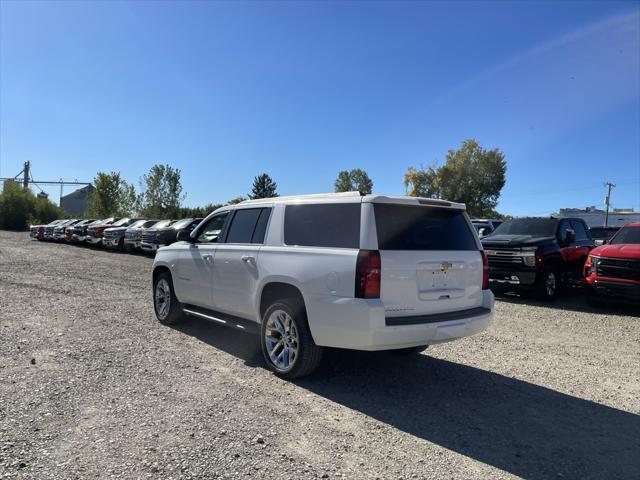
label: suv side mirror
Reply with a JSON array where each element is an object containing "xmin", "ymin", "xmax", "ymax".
[
  {"xmin": 564, "ymin": 229, "xmax": 575, "ymax": 245},
  {"xmin": 177, "ymin": 230, "xmax": 192, "ymax": 242},
  {"xmin": 478, "ymin": 228, "xmax": 487, "ymax": 237}
]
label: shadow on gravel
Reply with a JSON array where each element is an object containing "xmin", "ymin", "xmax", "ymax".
[
  {"xmin": 493, "ymin": 288, "xmax": 640, "ymax": 318},
  {"xmin": 174, "ymin": 317, "xmax": 639, "ymax": 479},
  {"xmin": 299, "ymin": 350, "xmax": 640, "ymax": 480}
]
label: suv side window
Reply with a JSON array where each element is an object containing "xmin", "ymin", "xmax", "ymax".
[
  {"xmin": 284, "ymin": 203, "xmax": 360, "ymax": 248},
  {"xmin": 558, "ymin": 219, "xmax": 573, "ymax": 243},
  {"xmin": 196, "ymin": 213, "xmax": 229, "ymax": 244},
  {"xmin": 570, "ymin": 220, "xmax": 589, "ymax": 241},
  {"xmin": 225, "ymin": 208, "xmax": 271, "ymax": 244}
]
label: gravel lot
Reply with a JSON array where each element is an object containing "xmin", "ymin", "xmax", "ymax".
[{"xmin": 1, "ymin": 230, "xmax": 638, "ymax": 480}]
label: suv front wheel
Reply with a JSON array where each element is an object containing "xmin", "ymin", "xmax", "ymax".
[
  {"xmin": 537, "ymin": 269, "xmax": 559, "ymax": 301},
  {"xmin": 153, "ymin": 271, "xmax": 183, "ymax": 325},
  {"xmin": 261, "ymin": 299, "xmax": 323, "ymax": 379}
]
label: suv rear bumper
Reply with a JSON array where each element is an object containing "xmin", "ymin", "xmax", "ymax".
[{"xmin": 306, "ymin": 290, "xmax": 494, "ymax": 350}]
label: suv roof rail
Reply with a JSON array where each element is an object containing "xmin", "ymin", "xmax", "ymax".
[{"xmin": 239, "ymin": 191, "xmax": 362, "ymax": 204}]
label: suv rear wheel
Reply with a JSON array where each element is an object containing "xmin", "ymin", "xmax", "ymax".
[
  {"xmin": 153, "ymin": 272, "xmax": 183, "ymax": 325},
  {"xmin": 261, "ymin": 299, "xmax": 323, "ymax": 379}
]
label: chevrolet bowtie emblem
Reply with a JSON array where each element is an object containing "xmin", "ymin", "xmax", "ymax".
[{"xmin": 440, "ymin": 262, "xmax": 452, "ymax": 271}]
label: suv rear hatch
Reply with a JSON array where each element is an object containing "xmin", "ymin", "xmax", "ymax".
[{"xmin": 371, "ymin": 202, "xmax": 484, "ymax": 318}]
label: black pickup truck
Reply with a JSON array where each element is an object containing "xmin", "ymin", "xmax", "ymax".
[{"xmin": 481, "ymin": 217, "xmax": 594, "ymax": 299}]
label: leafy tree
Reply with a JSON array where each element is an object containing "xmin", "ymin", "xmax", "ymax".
[
  {"xmin": 86, "ymin": 171, "xmax": 137, "ymax": 217},
  {"xmin": 138, "ymin": 164, "xmax": 185, "ymax": 218},
  {"xmin": 404, "ymin": 139, "xmax": 506, "ymax": 217},
  {"xmin": 334, "ymin": 169, "xmax": 373, "ymax": 194},
  {"xmin": 0, "ymin": 180, "xmax": 65, "ymax": 230},
  {"xmin": 226, "ymin": 196, "xmax": 247, "ymax": 205},
  {"xmin": 177, "ymin": 203, "xmax": 223, "ymax": 218},
  {"xmin": 249, "ymin": 174, "xmax": 278, "ymax": 199}
]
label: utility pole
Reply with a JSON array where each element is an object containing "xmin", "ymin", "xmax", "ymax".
[
  {"xmin": 23, "ymin": 161, "xmax": 30, "ymax": 189},
  {"xmin": 604, "ymin": 181, "xmax": 616, "ymax": 228}
]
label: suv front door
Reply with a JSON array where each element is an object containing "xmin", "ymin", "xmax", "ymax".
[
  {"xmin": 174, "ymin": 212, "xmax": 230, "ymax": 308},
  {"xmin": 211, "ymin": 207, "xmax": 271, "ymax": 320}
]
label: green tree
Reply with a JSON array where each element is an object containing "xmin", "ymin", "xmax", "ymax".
[
  {"xmin": 0, "ymin": 180, "xmax": 65, "ymax": 230},
  {"xmin": 404, "ymin": 139, "xmax": 506, "ymax": 217},
  {"xmin": 249, "ymin": 173, "xmax": 278, "ymax": 199},
  {"xmin": 138, "ymin": 164, "xmax": 185, "ymax": 218},
  {"xmin": 177, "ymin": 203, "xmax": 223, "ymax": 218},
  {"xmin": 86, "ymin": 171, "xmax": 137, "ymax": 217},
  {"xmin": 226, "ymin": 196, "xmax": 247, "ymax": 205},
  {"xmin": 334, "ymin": 169, "xmax": 373, "ymax": 194}
]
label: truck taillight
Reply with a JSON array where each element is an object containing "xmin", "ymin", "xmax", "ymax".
[
  {"xmin": 481, "ymin": 250, "xmax": 489, "ymax": 290},
  {"xmin": 355, "ymin": 250, "xmax": 381, "ymax": 299}
]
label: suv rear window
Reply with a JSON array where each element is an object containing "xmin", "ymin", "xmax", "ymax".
[
  {"xmin": 374, "ymin": 204, "xmax": 477, "ymax": 251},
  {"xmin": 284, "ymin": 204, "xmax": 360, "ymax": 248}
]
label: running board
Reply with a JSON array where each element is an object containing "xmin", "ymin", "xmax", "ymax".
[{"xmin": 181, "ymin": 304, "xmax": 261, "ymax": 335}]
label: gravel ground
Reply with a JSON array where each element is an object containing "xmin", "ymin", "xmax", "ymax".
[{"xmin": 1, "ymin": 230, "xmax": 639, "ymax": 480}]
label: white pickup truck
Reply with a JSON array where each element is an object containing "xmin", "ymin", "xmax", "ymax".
[{"xmin": 151, "ymin": 192, "xmax": 494, "ymax": 378}]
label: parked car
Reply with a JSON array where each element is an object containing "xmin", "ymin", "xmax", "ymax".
[
  {"xmin": 72, "ymin": 218, "xmax": 112, "ymax": 243},
  {"xmin": 103, "ymin": 219, "xmax": 149, "ymax": 251},
  {"xmin": 86, "ymin": 218, "xmax": 131, "ymax": 246},
  {"xmin": 124, "ymin": 219, "xmax": 168, "ymax": 251},
  {"xmin": 52, "ymin": 219, "xmax": 81, "ymax": 241},
  {"xmin": 31, "ymin": 219, "xmax": 64, "ymax": 240},
  {"xmin": 589, "ymin": 226, "xmax": 620, "ymax": 246},
  {"xmin": 43, "ymin": 219, "xmax": 76, "ymax": 240},
  {"xmin": 65, "ymin": 219, "xmax": 97, "ymax": 242},
  {"xmin": 151, "ymin": 192, "xmax": 494, "ymax": 379},
  {"xmin": 141, "ymin": 217, "xmax": 203, "ymax": 253},
  {"xmin": 584, "ymin": 223, "xmax": 640, "ymax": 305},
  {"xmin": 481, "ymin": 216, "xmax": 594, "ymax": 299}
]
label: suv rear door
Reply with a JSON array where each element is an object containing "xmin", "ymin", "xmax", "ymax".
[
  {"xmin": 211, "ymin": 207, "xmax": 271, "ymax": 319},
  {"xmin": 371, "ymin": 202, "xmax": 484, "ymax": 317}
]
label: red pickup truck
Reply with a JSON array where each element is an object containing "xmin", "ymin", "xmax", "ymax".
[{"xmin": 584, "ymin": 222, "xmax": 640, "ymax": 305}]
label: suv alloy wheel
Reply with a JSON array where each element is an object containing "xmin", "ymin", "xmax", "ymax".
[
  {"xmin": 260, "ymin": 299, "xmax": 323, "ymax": 379},
  {"xmin": 153, "ymin": 272, "xmax": 183, "ymax": 325}
]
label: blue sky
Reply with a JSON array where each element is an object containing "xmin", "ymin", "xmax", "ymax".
[{"xmin": 1, "ymin": 0, "xmax": 639, "ymax": 216}]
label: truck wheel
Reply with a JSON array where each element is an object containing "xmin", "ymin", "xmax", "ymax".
[
  {"xmin": 537, "ymin": 269, "xmax": 558, "ymax": 301},
  {"xmin": 261, "ymin": 299, "xmax": 323, "ymax": 379},
  {"xmin": 153, "ymin": 272, "xmax": 183, "ymax": 325}
]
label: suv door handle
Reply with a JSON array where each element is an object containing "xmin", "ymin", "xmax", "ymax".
[
  {"xmin": 203, "ymin": 254, "xmax": 213, "ymax": 263},
  {"xmin": 241, "ymin": 255, "xmax": 255, "ymax": 263}
]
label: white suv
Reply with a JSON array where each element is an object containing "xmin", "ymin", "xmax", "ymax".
[{"xmin": 151, "ymin": 192, "xmax": 494, "ymax": 378}]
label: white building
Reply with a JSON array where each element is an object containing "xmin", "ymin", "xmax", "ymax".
[{"xmin": 554, "ymin": 206, "xmax": 640, "ymax": 228}]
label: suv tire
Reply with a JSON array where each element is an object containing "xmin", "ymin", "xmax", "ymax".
[
  {"xmin": 537, "ymin": 268, "xmax": 559, "ymax": 301},
  {"xmin": 261, "ymin": 299, "xmax": 323, "ymax": 379},
  {"xmin": 153, "ymin": 271, "xmax": 183, "ymax": 325}
]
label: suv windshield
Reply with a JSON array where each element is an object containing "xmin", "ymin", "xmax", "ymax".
[
  {"xmin": 374, "ymin": 204, "xmax": 477, "ymax": 250},
  {"xmin": 151, "ymin": 220, "xmax": 173, "ymax": 229},
  {"xmin": 127, "ymin": 219, "xmax": 147, "ymax": 229},
  {"xmin": 491, "ymin": 218, "xmax": 558, "ymax": 237},
  {"xmin": 171, "ymin": 218, "xmax": 195, "ymax": 230},
  {"xmin": 609, "ymin": 226, "xmax": 640, "ymax": 245}
]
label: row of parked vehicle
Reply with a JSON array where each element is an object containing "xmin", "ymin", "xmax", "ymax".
[
  {"xmin": 25, "ymin": 193, "xmax": 637, "ymax": 378},
  {"xmin": 471, "ymin": 217, "xmax": 639, "ymax": 304},
  {"xmin": 30, "ymin": 216, "xmax": 203, "ymax": 253}
]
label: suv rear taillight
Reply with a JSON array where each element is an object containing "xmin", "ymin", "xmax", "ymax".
[
  {"xmin": 481, "ymin": 250, "xmax": 489, "ymax": 290},
  {"xmin": 355, "ymin": 250, "xmax": 381, "ymax": 299}
]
